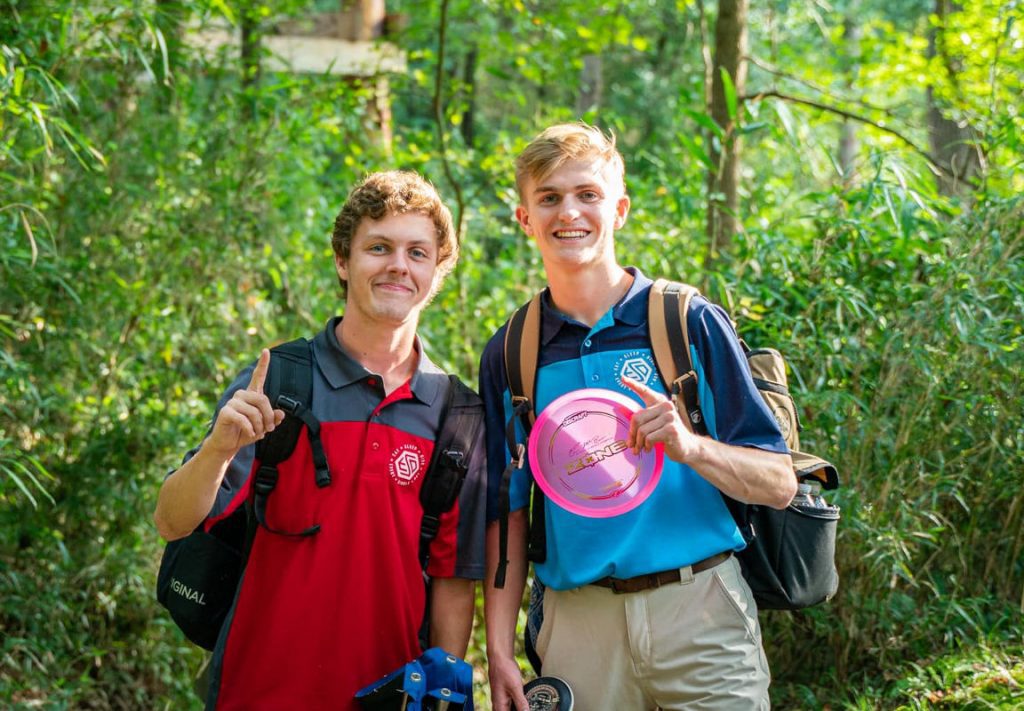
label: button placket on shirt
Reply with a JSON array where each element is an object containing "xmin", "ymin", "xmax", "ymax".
[
  {"xmin": 580, "ymin": 324, "xmax": 608, "ymax": 386},
  {"xmin": 361, "ymin": 378, "xmax": 418, "ymax": 478},
  {"xmin": 353, "ymin": 375, "xmax": 391, "ymax": 477},
  {"xmin": 367, "ymin": 376, "xmax": 385, "ymax": 453}
]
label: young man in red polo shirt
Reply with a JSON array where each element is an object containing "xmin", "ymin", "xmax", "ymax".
[{"xmin": 155, "ymin": 171, "xmax": 486, "ymax": 710}]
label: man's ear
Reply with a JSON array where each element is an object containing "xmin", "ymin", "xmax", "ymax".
[
  {"xmin": 614, "ymin": 193, "xmax": 631, "ymax": 229},
  {"xmin": 515, "ymin": 205, "xmax": 533, "ymax": 236},
  {"xmin": 335, "ymin": 252, "xmax": 348, "ymax": 282}
]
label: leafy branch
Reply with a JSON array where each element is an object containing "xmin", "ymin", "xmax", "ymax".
[{"xmin": 741, "ymin": 88, "xmax": 978, "ymax": 186}]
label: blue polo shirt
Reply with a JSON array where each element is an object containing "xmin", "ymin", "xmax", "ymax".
[{"xmin": 479, "ymin": 269, "xmax": 787, "ymax": 591}]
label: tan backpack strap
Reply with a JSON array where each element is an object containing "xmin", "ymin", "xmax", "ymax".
[
  {"xmin": 503, "ymin": 293, "xmax": 542, "ymax": 427},
  {"xmin": 648, "ymin": 279, "xmax": 677, "ymax": 386},
  {"xmin": 498, "ymin": 293, "xmax": 547, "ymax": 580},
  {"xmin": 675, "ymin": 284, "xmax": 699, "ymax": 365},
  {"xmin": 648, "ymin": 279, "xmax": 707, "ymax": 435}
]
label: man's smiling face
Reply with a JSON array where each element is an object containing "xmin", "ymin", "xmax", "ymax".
[
  {"xmin": 335, "ymin": 211, "xmax": 440, "ymax": 326},
  {"xmin": 515, "ymin": 157, "xmax": 630, "ymax": 273}
]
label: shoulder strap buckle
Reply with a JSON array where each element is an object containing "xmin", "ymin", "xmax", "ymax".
[
  {"xmin": 275, "ymin": 394, "xmax": 301, "ymax": 415},
  {"xmin": 511, "ymin": 442, "xmax": 525, "ymax": 470},
  {"xmin": 443, "ymin": 449, "xmax": 466, "ymax": 471}
]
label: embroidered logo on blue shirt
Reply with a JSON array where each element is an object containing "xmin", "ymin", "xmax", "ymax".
[{"xmin": 613, "ymin": 351, "xmax": 662, "ymax": 391}]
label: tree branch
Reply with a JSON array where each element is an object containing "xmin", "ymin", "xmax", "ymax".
[
  {"xmin": 745, "ymin": 54, "xmax": 899, "ymax": 118},
  {"xmin": 742, "ymin": 89, "xmax": 973, "ymax": 185},
  {"xmin": 432, "ymin": 0, "xmax": 465, "ymax": 241}
]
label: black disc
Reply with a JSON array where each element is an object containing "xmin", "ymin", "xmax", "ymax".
[{"xmin": 523, "ymin": 676, "xmax": 574, "ymax": 711}]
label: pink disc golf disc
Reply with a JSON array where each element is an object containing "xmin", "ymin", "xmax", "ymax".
[{"xmin": 528, "ymin": 388, "xmax": 663, "ymax": 518}]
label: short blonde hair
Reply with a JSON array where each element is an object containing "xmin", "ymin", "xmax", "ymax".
[
  {"xmin": 515, "ymin": 122, "xmax": 626, "ymax": 199},
  {"xmin": 331, "ymin": 171, "xmax": 458, "ymax": 295}
]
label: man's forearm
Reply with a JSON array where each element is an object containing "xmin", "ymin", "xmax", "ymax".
[
  {"xmin": 153, "ymin": 443, "xmax": 234, "ymax": 541},
  {"xmin": 429, "ymin": 577, "xmax": 476, "ymax": 657},
  {"xmin": 484, "ymin": 511, "xmax": 528, "ymax": 659},
  {"xmin": 689, "ymin": 438, "xmax": 795, "ymax": 509}
]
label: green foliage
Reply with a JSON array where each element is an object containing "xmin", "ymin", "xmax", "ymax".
[
  {"xmin": 892, "ymin": 641, "xmax": 1024, "ymax": 710},
  {"xmin": 1, "ymin": 0, "xmax": 1022, "ymax": 707}
]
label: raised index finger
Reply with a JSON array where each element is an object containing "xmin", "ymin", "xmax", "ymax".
[
  {"xmin": 248, "ymin": 348, "xmax": 271, "ymax": 393},
  {"xmin": 620, "ymin": 375, "xmax": 667, "ymax": 406}
]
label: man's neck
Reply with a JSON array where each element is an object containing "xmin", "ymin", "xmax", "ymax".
[
  {"xmin": 335, "ymin": 313, "xmax": 420, "ymax": 394},
  {"xmin": 545, "ymin": 262, "xmax": 634, "ymax": 327}
]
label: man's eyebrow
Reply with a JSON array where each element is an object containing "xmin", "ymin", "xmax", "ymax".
[
  {"xmin": 360, "ymin": 233, "xmax": 434, "ymax": 245},
  {"xmin": 532, "ymin": 182, "xmax": 601, "ymax": 194}
]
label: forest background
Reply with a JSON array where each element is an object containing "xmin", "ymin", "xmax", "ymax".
[{"xmin": 1, "ymin": 0, "xmax": 1022, "ymax": 708}]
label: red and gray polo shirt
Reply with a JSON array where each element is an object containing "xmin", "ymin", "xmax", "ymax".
[{"xmin": 178, "ymin": 317, "xmax": 487, "ymax": 711}]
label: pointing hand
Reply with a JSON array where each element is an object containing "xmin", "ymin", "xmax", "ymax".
[
  {"xmin": 620, "ymin": 375, "xmax": 701, "ymax": 464},
  {"xmin": 207, "ymin": 349, "xmax": 286, "ymax": 457}
]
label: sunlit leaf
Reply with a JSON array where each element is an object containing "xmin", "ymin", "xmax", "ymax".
[{"xmin": 720, "ymin": 67, "xmax": 738, "ymax": 122}]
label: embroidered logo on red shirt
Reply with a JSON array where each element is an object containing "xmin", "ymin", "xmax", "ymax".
[{"xmin": 389, "ymin": 443, "xmax": 426, "ymax": 486}]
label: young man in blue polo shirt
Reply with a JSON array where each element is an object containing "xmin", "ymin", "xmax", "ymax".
[
  {"xmin": 480, "ymin": 124, "xmax": 797, "ymax": 710},
  {"xmin": 154, "ymin": 171, "xmax": 487, "ymax": 710}
]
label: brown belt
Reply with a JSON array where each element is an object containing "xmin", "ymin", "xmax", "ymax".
[{"xmin": 590, "ymin": 551, "xmax": 732, "ymax": 594}]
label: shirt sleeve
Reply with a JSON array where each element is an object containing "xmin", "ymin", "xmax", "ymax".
[
  {"xmin": 428, "ymin": 410, "xmax": 488, "ymax": 580},
  {"xmin": 687, "ymin": 297, "xmax": 788, "ymax": 453}
]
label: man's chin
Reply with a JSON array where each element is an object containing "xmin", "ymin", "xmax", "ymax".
[{"xmin": 371, "ymin": 303, "xmax": 426, "ymax": 326}]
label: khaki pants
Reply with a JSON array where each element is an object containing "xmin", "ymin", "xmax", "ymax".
[{"xmin": 536, "ymin": 556, "xmax": 770, "ymax": 710}]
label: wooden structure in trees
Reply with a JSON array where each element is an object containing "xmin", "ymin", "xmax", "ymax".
[{"xmin": 189, "ymin": 1, "xmax": 405, "ymax": 146}]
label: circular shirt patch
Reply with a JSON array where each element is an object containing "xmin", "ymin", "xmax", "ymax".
[
  {"xmin": 389, "ymin": 443, "xmax": 426, "ymax": 486},
  {"xmin": 613, "ymin": 350, "xmax": 662, "ymax": 392}
]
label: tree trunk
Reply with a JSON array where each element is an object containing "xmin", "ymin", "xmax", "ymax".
[
  {"xmin": 927, "ymin": 0, "xmax": 980, "ymax": 198},
  {"xmin": 705, "ymin": 0, "xmax": 748, "ymax": 261},
  {"xmin": 461, "ymin": 46, "xmax": 477, "ymax": 147},
  {"xmin": 838, "ymin": 16, "xmax": 861, "ymax": 185},
  {"xmin": 340, "ymin": 0, "xmax": 391, "ymax": 150},
  {"xmin": 240, "ymin": 2, "xmax": 261, "ymax": 119},
  {"xmin": 343, "ymin": 0, "xmax": 386, "ymax": 41}
]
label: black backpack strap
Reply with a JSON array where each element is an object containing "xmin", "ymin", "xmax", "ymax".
[
  {"xmin": 263, "ymin": 339, "xmax": 330, "ymax": 487},
  {"xmin": 495, "ymin": 295, "xmax": 544, "ymax": 589},
  {"xmin": 416, "ymin": 375, "xmax": 483, "ymax": 651},
  {"xmin": 253, "ymin": 338, "xmax": 328, "ymax": 538},
  {"xmin": 648, "ymin": 279, "xmax": 709, "ymax": 437},
  {"xmin": 418, "ymin": 375, "xmax": 483, "ymax": 572}
]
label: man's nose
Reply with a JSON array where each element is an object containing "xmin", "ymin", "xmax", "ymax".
[
  {"xmin": 387, "ymin": 251, "xmax": 410, "ymax": 273},
  {"xmin": 559, "ymin": 204, "xmax": 581, "ymax": 222}
]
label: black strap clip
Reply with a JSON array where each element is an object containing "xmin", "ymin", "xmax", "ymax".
[
  {"xmin": 275, "ymin": 394, "xmax": 302, "ymax": 415},
  {"xmin": 420, "ymin": 513, "xmax": 441, "ymax": 541},
  {"xmin": 443, "ymin": 449, "xmax": 466, "ymax": 472},
  {"xmin": 510, "ymin": 443, "xmax": 525, "ymax": 470},
  {"xmin": 254, "ymin": 464, "xmax": 278, "ymax": 496}
]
